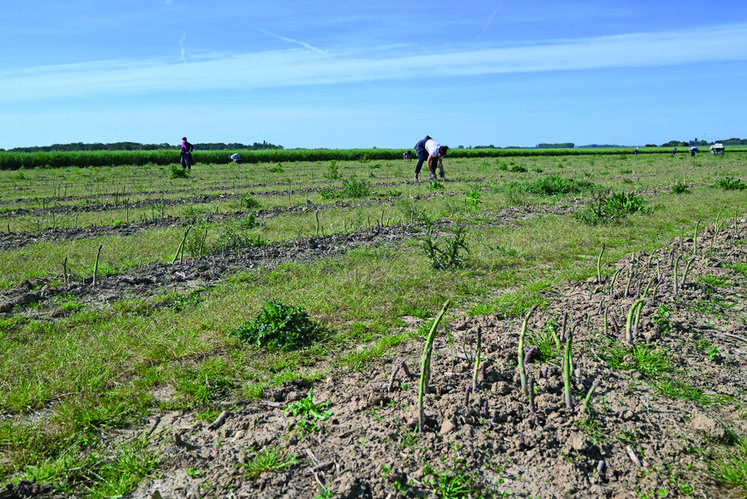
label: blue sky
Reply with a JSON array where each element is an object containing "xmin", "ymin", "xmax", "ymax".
[{"xmin": 2, "ymin": 1, "xmax": 747, "ymax": 149}]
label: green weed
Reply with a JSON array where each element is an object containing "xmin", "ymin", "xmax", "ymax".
[
  {"xmin": 713, "ymin": 176, "xmax": 746, "ymax": 191},
  {"xmin": 419, "ymin": 223, "xmax": 469, "ymax": 270},
  {"xmin": 169, "ymin": 165, "xmax": 190, "ymax": 179},
  {"xmin": 239, "ymin": 446, "xmax": 299, "ymax": 480},
  {"xmin": 232, "ymin": 300, "xmax": 322, "ymax": 351},
  {"xmin": 576, "ymin": 189, "xmax": 649, "ymax": 225}
]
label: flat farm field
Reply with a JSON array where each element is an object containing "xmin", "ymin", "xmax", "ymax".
[{"xmin": 0, "ymin": 150, "xmax": 746, "ymax": 498}]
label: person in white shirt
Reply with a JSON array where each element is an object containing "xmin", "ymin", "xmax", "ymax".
[{"xmin": 424, "ymin": 138, "xmax": 448, "ymax": 181}]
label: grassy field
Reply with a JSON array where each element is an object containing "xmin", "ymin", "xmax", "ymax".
[{"xmin": 0, "ymin": 149, "xmax": 745, "ymax": 497}]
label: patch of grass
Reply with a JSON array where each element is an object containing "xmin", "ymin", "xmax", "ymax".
[
  {"xmin": 506, "ymin": 175, "xmax": 596, "ymax": 197},
  {"xmin": 212, "ymin": 224, "xmax": 263, "ymax": 252},
  {"xmin": 725, "ymin": 262, "xmax": 747, "ymax": 278},
  {"xmin": 671, "ymin": 181, "xmax": 690, "ymax": 194},
  {"xmin": 423, "ymin": 459, "xmax": 478, "ymax": 499},
  {"xmin": 700, "ymin": 275, "xmax": 728, "ymax": 287},
  {"xmin": 177, "ymin": 371, "xmax": 234, "ymax": 406},
  {"xmin": 654, "ymin": 378, "xmax": 728, "ymax": 405},
  {"xmin": 240, "ymin": 446, "xmax": 299, "ymax": 480},
  {"xmin": 603, "ymin": 343, "xmax": 673, "ymax": 378},
  {"xmin": 707, "ymin": 436, "xmax": 747, "ymax": 496},
  {"xmin": 22, "ymin": 437, "xmax": 157, "ymax": 498},
  {"xmin": 529, "ymin": 319, "xmax": 562, "ymax": 361}
]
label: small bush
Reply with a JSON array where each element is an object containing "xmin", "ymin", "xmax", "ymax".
[
  {"xmin": 420, "ymin": 223, "xmax": 470, "ymax": 270},
  {"xmin": 241, "ymin": 195, "xmax": 261, "ymax": 210},
  {"xmin": 319, "ymin": 177, "xmax": 372, "ymax": 199},
  {"xmin": 325, "ymin": 161, "xmax": 341, "ymax": 180},
  {"xmin": 239, "ymin": 213, "xmax": 259, "ymax": 229},
  {"xmin": 213, "ymin": 225, "xmax": 263, "ymax": 252},
  {"xmin": 341, "ymin": 177, "xmax": 372, "ymax": 198},
  {"xmin": 714, "ymin": 176, "xmax": 746, "ymax": 191},
  {"xmin": 169, "ymin": 165, "xmax": 189, "ymax": 178},
  {"xmin": 231, "ymin": 300, "xmax": 321, "ymax": 350},
  {"xmin": 576, "ymin": 190, "xmax": 649, "ymax": 225}
]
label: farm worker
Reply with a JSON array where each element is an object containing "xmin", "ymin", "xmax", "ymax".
[
  {"xmin": 180, "ymin": 137, "xmax": 194, "ymax": 170},
  {"xmin": 634, "ymin": 147, "xmax": 638, "ymax": 156},
  {"xmin": 229, "ymin": 153, "xmax": 241, "ymax": 163},
  {"xmin": 672, "ymin": 147, "xmax": 677, "ymax": 156},
  {"xmin": 424, "ymin": 138, "xmax": 448, "ymax": 181},
  {"xmin": 413, "ymin": 135, "xmax": 432, "ymax": 181}
]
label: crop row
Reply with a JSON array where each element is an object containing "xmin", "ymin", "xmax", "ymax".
[{"xmin": 0, "ymin": 146, "xmax": 730, "ymax": 171}]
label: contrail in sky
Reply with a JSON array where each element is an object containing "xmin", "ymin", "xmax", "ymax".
[
  {"xmin": 179, "ymin": 31, "xmax": 187, "ymax": 63},
  {"xmin": 256, "ymin": 27, "xmax": 328, "ymax": 57},
  {"xmin": 478, "ymin": 3, "xmax": 502, "ymax": 39}
]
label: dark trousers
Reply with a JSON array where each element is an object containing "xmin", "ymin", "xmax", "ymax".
[
  {"xmin": 414, "ymin": 150, "xmax": 427, "ymax": 175},
  {"xmin": 180, "ymin": 152, "xmax": 192, "ymax": 169}
]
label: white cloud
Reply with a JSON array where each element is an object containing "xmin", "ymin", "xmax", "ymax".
[{"xmin": 1, "ymin": 23, "xmax": 746, "ymax": 103}]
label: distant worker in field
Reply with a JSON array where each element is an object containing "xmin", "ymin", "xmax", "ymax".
[
  {"xmin": 180, "ymin": 137, "xmax": 194, "ymax": 170},
  {"xmin": 672, "ymin": 147, "xmax": 677, "ymax": 156},
  {"xmin": 634, "ymin": 147, "xmax": 638, "ymax": 156},
  {"xmin": 413, "ymin": 135, "xmax": 448, "ymax": 181},
  {"xmin": 413, "ymin": 135, "xmax": 431, "ymax": 181},
  {"xmin": 230, "ymin": 153, "xmax": 241, "ymax": 163}
]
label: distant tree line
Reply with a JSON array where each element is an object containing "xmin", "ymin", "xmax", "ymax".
[
  {"xmin": 1, "ymin": 140, "xmax": 283, "ymax": 153},
  {"xmin": 660, "ymin": 137, "xmax": 747, "ymax": 148}
]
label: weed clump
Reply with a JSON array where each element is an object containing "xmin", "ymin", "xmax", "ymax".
[
  {"xmin": 713, "ymin": 176, "xmax": 746, "ymax": 191},
  {"xmin": 515, "ymin": 175, "xmax": 594, "ymax": 196},
  {"xmin": 671, "ymin": 181, "xmax": 690, "ymax": 194},
  {"xmin": 231, "ymin": 300, "xmax": 321, "ymax": 350},
  {"xmin": 576, "ymin": 189, "xmax": 649, "ymax": 225},
  {"xmin": 419, "ymin": 223, "xmax": 469, "ymax": 270},
  {"xmin": 169, "ymin": 164, "xmax": 190, "ymax": 178}
]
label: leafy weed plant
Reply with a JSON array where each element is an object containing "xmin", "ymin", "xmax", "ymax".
[
  {"xmin": 671, "ymin": 181, "xmax": 690, "ymax": 194},
  {"xmin": 576, "ymin": 190, "xmax": 649, "ymax": 225},
  {"xmin": 713, "ymin": 176, "xmax": 746, "ymax": 191},
  {"xmin": 232, "ymin": 300, "xmax": 321, "ymax": 351},
  {"xmin": 420, "ymin": 223, "xmax": 469, "ymax": 270},
  {"xmin": 169, "ymin": 165, "xmax": 190, "ymax": 179},
  {"xmin": 284, "ymin": 388, "xmax": 332, "ymax": 433}
]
